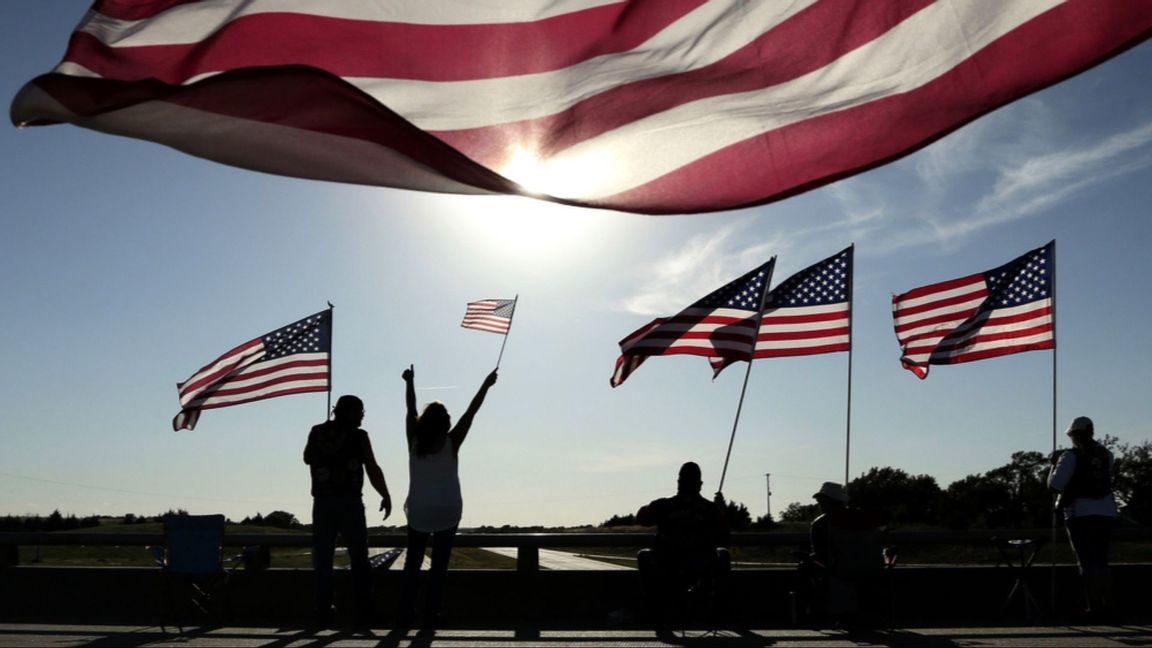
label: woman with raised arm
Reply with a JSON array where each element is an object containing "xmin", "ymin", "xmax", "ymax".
[{"xmin": 397, "ymin": 364, "xmax": 497, "ymax": 628}]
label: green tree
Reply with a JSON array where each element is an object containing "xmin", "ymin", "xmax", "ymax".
[
  {"xmin": 1114, "ymin": 439, "xmax": 1152, "ymax": 525},
  {"xmin": 262, "ymin": 510, "xmax": 300, "ymax": 529},
  {"xmin": 848, "ymin": 467, "xmax": 942, "ymax": 525},
  {"xmin": 723, "ymin": 499, "xmax": 753, "ymax": 530},
  {"xmin": 779, "ymin": 501, "xmax": 819, "ymax": 523},
  {"xmin": 943, "ymin": 473, "xmax": 1012, "ymax": 528},
  {"xmin": 600, "ymin": 513, "xmax": 636, "ymax": 527}
]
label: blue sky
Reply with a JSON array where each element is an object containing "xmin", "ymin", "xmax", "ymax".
[{"xmin": 1, "ymin": 1, "xmax": 1150, "ymax": 527}]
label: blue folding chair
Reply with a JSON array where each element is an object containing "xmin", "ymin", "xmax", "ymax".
[{"xmin": 151, "ymin": 514, "xmax": 240, "ymax": 631}]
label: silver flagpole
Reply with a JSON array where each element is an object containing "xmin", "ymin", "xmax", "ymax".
[
  {"xmin": 495, "ymin": 295, "xmax": 518, "ymax": 370},
  {"xmin": 844, "ymin": 245, "xmax": 855, "ymax": 487},
  {"xmin": 718, "ymin": 259, "xmax": 776, "ymax": 494},
  {"xmin": 326, "ymin": 301, "xmax": 334, "ymax": 419},
  {"xmin": 1048, "ymin": 241, "xmax": 1058, "ymax": 617}
]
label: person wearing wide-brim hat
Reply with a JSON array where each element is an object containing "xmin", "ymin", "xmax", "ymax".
[{"xmin": 1048, "ymin": 416, "xmax": 1118, "ymax": 618}]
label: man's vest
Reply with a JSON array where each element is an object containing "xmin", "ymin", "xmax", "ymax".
[{"xmin": 1063, "ymin": 442, "xmax": 1112, "ymax": 500}]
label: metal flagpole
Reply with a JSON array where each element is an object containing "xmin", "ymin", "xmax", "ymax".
[
  {"xmin": 326, "ymin": 301, "xmax": 334, "ymax": 419},
  {"xmin": 1048, "ymin": 241, "xmax": 1058, "ymax": 616},
  {"xmin": 718, "ymin": 260, "xmax": 776, "ymax": 494},
  {"xmin": 844, "ymin": 245, "xmax": 855, "ymax": 486},
  {"xmin": 495, "ymin": 295, "xmax": 518, "ymax": 369}
]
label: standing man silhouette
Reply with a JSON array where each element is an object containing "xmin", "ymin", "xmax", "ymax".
[
  {"xmin": 1049, "ymin": 415, "xmax": 1117, "ymax": 618},
  {"xmin": 304, "ymin": 394, "xmax": 392, "ymax": 628}
]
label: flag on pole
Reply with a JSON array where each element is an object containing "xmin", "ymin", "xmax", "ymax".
[
  {"xmin": 892, "ymin": 241, "xmax": 1054, "ymax": 379},
  {"xmin": 11, "ymin": 2, "xmax": 1152, "ymax": 215},
  {"xmin": 710, "ymin": 246, "xmax": 853, "ymax": 377},
  {"xmin": 173, "ymin": 309, "xmax": 331, "ymax": 430},
  {"xmin": 610, "ymin": 259, "xmax": 774, "ymax": 387},
  {"xmin": 462, "ymin": 298, "xmax": 516, "ymax": 335}
]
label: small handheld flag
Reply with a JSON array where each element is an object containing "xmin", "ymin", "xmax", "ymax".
[{"xmin": 462, "ymin": 296, "xmax": 518, "ymax": 368}]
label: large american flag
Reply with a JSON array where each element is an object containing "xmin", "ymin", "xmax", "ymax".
[
  {"xmin": 892, "ymin": 242, "xmax": 1054, "ymax": 379},
  {"xmin": 611, "ymin": 259, "xmax": 774, "ymax": 387},
  {"xmin": 710, "ymin": 246, "xmax": 852, "ymax": 377},
  {"xmin": 461, "ymin": 298, "xmax": 517, "ymax": 335},
  {"xmin": 173, "ymin": 309, "xmax": 331, "ymax": 430},
  {"xmin": 11, "ymin": 2, "xmax": 1152, "ymax": 214}
]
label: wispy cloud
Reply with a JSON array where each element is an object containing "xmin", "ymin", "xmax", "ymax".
[
  {"xmin": 617, "ymin": 223, "xmax": 785, "ymax": 315},
  {"xmin": 579, "ymin": 448, "xmax": 680, "ymax": 473},
  {"xmin": 617, "ymin": 101, "xmax": 1152, "ymax": 312},
  {"xmin": 826, "ymin": 102, "xmax": 1152, "ymax": 255}
]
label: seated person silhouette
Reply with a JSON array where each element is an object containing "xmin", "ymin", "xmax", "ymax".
[
  {"xmin": 796, "ymin": 482, "xmax": 888, "ymax": 628},
  {"xmin": 635, "ymin": 462, "xmax": 731, "ymax": 623}
]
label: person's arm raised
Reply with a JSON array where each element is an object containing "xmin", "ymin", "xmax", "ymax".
[
  {"xmin": 403, "ymin": 364, "xmax": 418, "ymax": 444},
  {"xmin": 450, "ymin": 369, "xmax": 497, "ymax": 452}
]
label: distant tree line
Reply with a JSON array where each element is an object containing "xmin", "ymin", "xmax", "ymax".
[
  {"xmin": 778, "ymin": 438, "xmax": 1152, "ymax": 528},
  {"xmin": 0, "ymin": 508, "xmax": 305, "ymax": 532},
  {"xmin": 597, "ymin": 440, "xmax": 1152, "ymax": 531},
  {"xmin": 0, "ymin": 510, "xmax": 101, "ymax": 532},
  {"xmin": 600, "ymin": 496, "xmax": 775, "ymax": 531}
]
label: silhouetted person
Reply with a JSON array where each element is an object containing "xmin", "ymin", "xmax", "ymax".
[
  {"xmin": 398, "ymin": 365, "xmax": 497, "ymax": 628},
  {"xmin": 304, "ymin": 394, "xmax": 392, "ymax": 628},
  {"xmin": 1049, "ymin": 416, "xmax": 1117, "ymax": 618},
  {"xmin": 635, "ymin": 462, "xmax": 730, "ymax": 624},
  {"xmin": 798, "ymin": 482, "xmax": 887, "ymax": 628}
]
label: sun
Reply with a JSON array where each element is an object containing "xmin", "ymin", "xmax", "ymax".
[
  {"xmin": 451, "ymin": 147, "xmax": 618, "ymax": 258},
  {"xmin": 460, "ymin": 192, "xmax": 607, "ymax": 259},
  {"xmin": 498, "ymin": 146, "xmax": 621, "ymax": 202}
]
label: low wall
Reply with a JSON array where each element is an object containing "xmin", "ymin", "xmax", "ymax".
[{"xmin": 3, "ymin": 564, "xmax": 1150, "ymax": 628}]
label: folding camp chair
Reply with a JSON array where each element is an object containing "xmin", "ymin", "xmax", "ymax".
[
  {"xmin": 793, "ymin": 510, "xmax": 896, "ymax": 629},
  {"xmin": 151, "ymin": 514, "xmax": 241, "ymax": 631}
]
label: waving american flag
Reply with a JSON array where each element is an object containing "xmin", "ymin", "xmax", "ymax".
[
  {"xmin": 710, "ymin": 246, "xmax": 852, "ymax": 378},
  {"xmin": 12, "ymin": 2, "xmax": 1152, "ymax": 214},
  {"xmin": 892, "ymin": 242, "xmax": 1054, "ymax": 379},
  {"xmin": 173, "ymin": 309, "xmax": 331, "ymax": 430}
]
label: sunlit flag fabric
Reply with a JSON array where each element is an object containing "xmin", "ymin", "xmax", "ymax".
[
  {"xmin": 710, "ymin": 246, "xmax": 853, "ymax": 378},
  {"xmin": 892, "ymin": 241, "xmax": 1054, "ymax": 380},
  {"xmin": 610, "ymin": 259, "xmax": 774, "ymax": 387},
  {"xmin": 11, "ymin": 2, "xmax": 1152, "ymax": 215},
  {"xmin": 172, "ymin": 309, "xmax": 332, "ymax": 431},
  {"xmin": 461, "ymin": 299, "xmax": 516, "ymax": 335}
]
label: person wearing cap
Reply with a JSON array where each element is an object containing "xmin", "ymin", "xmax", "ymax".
[
  {"xmin": 1048, "ymin": 415, "xmax": 1117, "ymax": 617},
  {"xmin": 799, "ymin": 482, "xmax": 887, "ymax": 627},
  {"xmin": 304, "ymin": 394, "xmax": 393, "ymax": 628},
  {"xmin": 635, "ymin": 462, "xmax": 731, "ymax": 623}
]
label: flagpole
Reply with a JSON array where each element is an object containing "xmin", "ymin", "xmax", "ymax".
[
  {"xmin": 495, "ymin": 295, "xmax": 518, "ymax": 370},
  {"xmin": 326, "ymin": 301, "xmax": 334, "ymax": 419},
  {"xmin": 1048, "ymin": 241, "xmax": 1058, "ymax": 617},
  {"xmin": 718, "ymin": 260, "xmax": 775, "ymax": 494},
  {"xmin": 844, "ymin": 245, "xmax": 855, "ymax": 486}
]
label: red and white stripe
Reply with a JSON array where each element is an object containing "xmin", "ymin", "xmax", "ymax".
[
  {"xmin": 177, "ymin": 344, "xmax": 329, "ymax": 410},
  {"xmin": 621, "ymin": 308, "xmax": 761, "ymax": 358},
  {"xmin": 753, "ymin": 303, "xmax": 851, "ymax": 358},
  {"xmin": 13, "ymin": 1, "xmax": 1152, "ymax": 214},
  {"xmin": 461, "ymin": 299, "xmax": 514, "ymax": 335},
  {"xmin": 893, "ymin": 274, "xmax": 1053, "ymax": 379}
]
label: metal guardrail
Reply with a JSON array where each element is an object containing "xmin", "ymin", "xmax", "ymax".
[{"xmin": 3, "ymin": 528, "xmax": 1150, "ymax": 572}]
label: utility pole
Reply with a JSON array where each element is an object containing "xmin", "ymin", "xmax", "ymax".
[{"xmin": 765, "ymin": 473, "xmax": 772, "ymax": 520}]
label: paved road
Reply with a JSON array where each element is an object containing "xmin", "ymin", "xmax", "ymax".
[
  {"xmin": 482, "ymin": 547, "xmax": 634, "ymax": 570},
  {"xmin": 1, "ymin": 624, "xmax": 1149, "ymax": 647}
]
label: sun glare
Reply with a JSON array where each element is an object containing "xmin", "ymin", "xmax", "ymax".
[
  {"xmin": 428, "ymin": 146, "xmax": 616, "ymax": 258},
  {"xmin": 498, "ymin": 146, "xmax": 619, "ymax": 201},
  {"xmin": 461, "ymin": 192, "xmax": 605, "ymax": 259}
]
